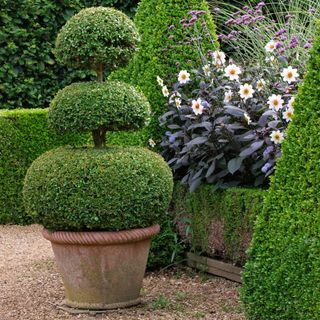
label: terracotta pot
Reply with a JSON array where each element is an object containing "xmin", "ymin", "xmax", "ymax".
[{"xmin": 43, "ymin": 224, "xmax": 160, "ymax": 310}]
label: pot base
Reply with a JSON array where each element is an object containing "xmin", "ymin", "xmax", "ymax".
[{"xmin": 61, "ymin": 297, "xmax": 141, "ymax": 312}]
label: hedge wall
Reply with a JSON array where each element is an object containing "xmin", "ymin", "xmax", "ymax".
[
  {"xmin": 110, "ymin": 0, "xmax": 218, "ymax": 145},
  {"xmin": 241, "ymin": 24, "xmax": 320, "ymax": 319},
  {"xmin": 0, "ymin": 109, "xmax": 88, "ymax": 224},
  {"xmin": 173, "ymin": 184, "xmax": 265, "ymax": 266},
  {"xmin": 0, "ymin": 0, "xmax": 139, "ymax": 111}
]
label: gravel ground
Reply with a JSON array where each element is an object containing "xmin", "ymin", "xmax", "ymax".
[{"xmin": 0, "ymin": 225, "xmax": 244, "ymax": 320}]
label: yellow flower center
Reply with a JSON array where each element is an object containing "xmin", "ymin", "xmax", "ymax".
[
  {"xmin": 287, "ymin": 71, "xmax": 293, "ymax": 78},
  {"xmin": 244, "ymin": 88, "xmax": 249, "ymax": 95},
  {"xmin": 195, "ymin": 103, "xmax": 200, "ymax": 109},
  {"xmin": 269, "ymin": 44, "xmax": 274, "ymax": 49},
  {"xmin": 273, "ymin": 100, "xmax": 279, "ymax": 106},
  {"xmin": 275, "ymin": 133, "xmax": 280, "ymax": 140},
  {"xmin": 181, "ymin": 74, "xmax": 187, "ymax": 80},
  {"xmin": 230, "ymin": 69, "xmax": 236, "ymax": 75}
]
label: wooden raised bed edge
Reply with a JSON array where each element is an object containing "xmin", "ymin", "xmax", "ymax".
[{"xmin": 186, "ymin": 252, "xmax": 243, "ymax": 283}]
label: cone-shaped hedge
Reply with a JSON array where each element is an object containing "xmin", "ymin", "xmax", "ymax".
[
  {"xmin": 241, "ymin": 25, "xmax": 320, "ymax": 319},
  {"xmin": 110, "ymin": 0, "xmax": 218, "ymax": 142}
]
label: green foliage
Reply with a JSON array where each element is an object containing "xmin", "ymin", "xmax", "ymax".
[
  {"xmin": 173, "ymin": 184, "xmax": 265, "ymax": 265},
  {"xmin": 148, "ymin": 216, "xmax": 185, "ymax": 270},
  {"xmin": 0, "ymin": 109, "xmax": 88, "ymax": 224},
  {"xmin": 110, "ymin": 0, "xmax": 218, "ymax": 142},
  {"xmin": 55, "ymin": 7, "xmax": 139, "ymax": 72},
  {"xmin": 23, "ymin": 146, "xmax": 173, "ymax": 231},
  {"xmin": 0, "ymin": 0, "xmax": 139, "ymax": 110},
  {"xmin": 241, "ymin": 24, "xmax": 320, "ymax": 319},
  {"xmin": 48, "ymin": 81, "xmax": 150, "ymax": 133}
]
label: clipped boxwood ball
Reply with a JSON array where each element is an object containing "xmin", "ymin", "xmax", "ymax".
[
  {"xmin": 54, "ymin": 7, "xmax": 139, "ymax": 70},
  {"xmin": 23, "ymin": 146, "xmax": 173, "ymax": 231},
  {"xmin": 48, "ymin": 81, "xmax": 150, "ymax": 133}
]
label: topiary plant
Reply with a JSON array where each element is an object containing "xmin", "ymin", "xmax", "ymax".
[
  {"xmin": 241, "ymin": 23, "xmax": 320, "ymax": 319},
  {"xmin": 110, "ymin": 0, "xmax": 218, "ymax": 144},
  {"xmin": 23, "ymin": 6, "xmax": 173, "ymax": 231}
]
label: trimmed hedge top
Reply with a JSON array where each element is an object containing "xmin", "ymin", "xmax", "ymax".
[
  {"xmin": 23, "ymin": 146, "xmax": 173, "ymax": 231},
  {"xmin": 55, "ymin": 7, "xmax": 139, "ymax": 71},
  {"xmin": 48, "ymin": 81, "xmax": 151, "ymax": 133},
  {"xmin": 241, "ymin": 24, "xmax": 320, "ymax": 319}
]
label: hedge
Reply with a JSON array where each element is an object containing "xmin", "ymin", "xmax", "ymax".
[
  {"xmin": 173, "ymin": 184, "xmax": 265, "ymax": 266},
  {"xmin": 0, "ymin": 109, "xmax": 88, "ymax": 224},
  {"xmin": 0, "ymin": 0, "xmax": 139, "ymax": 111},
  {"xmin": 110, "ymin": 0, "xmax": 218, "ymax": 145},
  {"xmin": 241, "ymin": 24, "xmax": 320, "ymax": 319}
]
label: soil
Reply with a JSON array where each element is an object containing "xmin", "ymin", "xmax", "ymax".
[{"xmin": 0, "ymin": 224, "xmax": 245, "ymax": 320}]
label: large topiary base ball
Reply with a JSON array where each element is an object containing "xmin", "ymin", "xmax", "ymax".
[{"xmin": 23, "ymin": 146, "xmax": 173, "ymax": 231}]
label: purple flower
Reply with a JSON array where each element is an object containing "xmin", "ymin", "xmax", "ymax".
[
  {"xmin": 201, "ymin": 22, "xmax": 206, "ymax": 27},
  {"xmin": 275, "ymin": 28, "xmax": 287, "ymax": 37},
  {"xmin": 261, "ymin": 162, "xmax": 272, "ymax": 173},
  {"xmin": 304, "ymin": 42, "xmax": 312, "ymax": 49},
  {"xmin": 276, "ymin": 41, "xmax": 283, "ymax": 49},
  {"xmin": 169, "ymin": 135, "xmax": 176, "ymax": 143},
  {"xmin": 201, "ymin": 100, "xmax": 209, "ymax": 108},
  {"xmin": 175, "ymin": 61, "xmax": 180, "ymax": 66},
  {"xmin": 165, "ymin": 131, "xmax": 171, "ymax": 137},
  {"xmin": 309, "ymin": 8, "xmax": 316, "ymax": 14},
  {"xmin": 168, "ymin": 35, "xmax": 174, "ymax": 40},
  {"xmin": 180, "ymin": 19, "xmax": 186, "ymax": 24},
  {"xmin": 189, "ymin": 16, "xmax": 197, "ymax": 24},
  {"xmin": 168, "ymin": 25, "xmax": 175, "ymax": 30}
]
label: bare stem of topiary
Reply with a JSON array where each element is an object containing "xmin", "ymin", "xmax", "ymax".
[
  {"xmin": 92, "ymin": 63, "xmax": 106, "ymax": 148},
  {"xmin": 96, "ymin": 63, "xmax": 104, "ymax": 83}
]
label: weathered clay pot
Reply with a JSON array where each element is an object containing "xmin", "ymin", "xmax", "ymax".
[{"xmin": 43, "ymin": 224, "xmax": 160, "ymax": 310}]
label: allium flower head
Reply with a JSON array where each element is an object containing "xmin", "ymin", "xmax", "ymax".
[
  {"xmin": 283, "ymin": 107, "xmax": 294, "ymax": 122},
  {"xmin": 224, "ymin": 90, "xmax": 232, "ymax": 104},
  {"xmin": 191, "ymin": 98, "xmax": 204, "ymax": 115},
  {"xmin": 281, "ymin": 66, "xmax": 299, "ymax": 84},
  {"xmin": 178, "ymin": 70, "xmax": 190, "ymax": 84},
  {"xmin": 257, "ymin": 79, "xmax": 266, "ymax": 91},
  {"xmin": 270, "ymin": 130, "xmax": 284, "ymax": 144},
  {"xmin": 157, "ymin": 76, "xmax": 164, "ymax": 86},
  {"xmin": 265, "ymin": 40, "xmax": 276, "ymax": 52},
  {"xmin": 225, "ymin": 64, "xmax": 241, "ymax": 81},
  {"xmin": 162, "ymin": 86, "xmax": 169, "ymax": 97},
  {"xmin": 268, "ymin": 94, "xmax": 284, "ymax": 111},
  {"xmin": 239, "ymin": 83, "xmax": 255, "ymax": 101}
]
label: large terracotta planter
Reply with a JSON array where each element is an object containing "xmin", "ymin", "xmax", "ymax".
[{"xmin": 43, "ymin": 224, "xmax": 160, "ymax": 310}]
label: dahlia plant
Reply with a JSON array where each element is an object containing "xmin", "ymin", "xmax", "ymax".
[{"xmin": 158, "ymin": 10, "xmax": 302, "ymax": 191}]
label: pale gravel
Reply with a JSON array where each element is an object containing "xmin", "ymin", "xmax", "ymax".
[{"xmin": 0, "ymin": 225, "xmax": 245, "ymax": 320}]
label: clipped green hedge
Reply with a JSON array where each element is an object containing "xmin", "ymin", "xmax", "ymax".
[
  {"xmin": 0, "ymin": 0, "xmax": 139, "ymax": 110},
  {"xmin": 23, "ymin": 146, "xmax": 173, "ymax": 231},
  {"xmin": 173, "ymin": 184, "xmax": 265, "ymax": 266},
  {"xmin": 0, "ymin": 109, "xmax": 88, "ymax": 224},
  {"xmin": 241, "ymin": 25, "xmax": 320, "ymax": 319},
  {"xmin": 110, "ymin": 0, "xmax": 218, "ymax": 144}
]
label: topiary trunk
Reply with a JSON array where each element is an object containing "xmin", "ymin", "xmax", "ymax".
[{"xmin": 241, "ymin": 23, "xmax": 320, "ymax": 319}]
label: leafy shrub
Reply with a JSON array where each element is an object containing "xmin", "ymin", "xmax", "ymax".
[
  {"xmin": 23, "ymin": 147, "xmax": 173, "ymax": 231},
  {"xmin": 49, "ymin": 81, "xmax": 150, "ymax": 133},
  {"xmin": 173, "ymin": 184, "xmax": 265, "ymax": 266},
  {"xmin": 110, "ymin": 0, "xmax": 218, "ymax": 145},
  {"xmin": 241, "ymin": 24, "xmax": 320, "ymax": 319},
  {"xmin": 0, "ymin": 109, "xmax": 87, "ymax": 224},
  {"xmin": 55, "ymin": 7, "xmax": 139, "ymax": 72},
  {"xmin": 160, "ymin": 42, "xmax": 300, "ymax": 190},
  {"xmin": 0, "ymin": 0, "xmax": 139, "ymax": 110}
]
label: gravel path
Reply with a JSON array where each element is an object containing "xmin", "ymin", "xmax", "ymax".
[{"xmin": 0, "ymin": 225, "xmax": 244, "ymax": 320}]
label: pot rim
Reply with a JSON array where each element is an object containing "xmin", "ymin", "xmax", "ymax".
[{"xmin": 42, "ymin": 224, "xmax": 160, "ymax": 246}]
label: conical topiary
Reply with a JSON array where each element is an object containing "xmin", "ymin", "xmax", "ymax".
[
  {"xmin": 23, "ymin": 7, "xmax": 173, "ymax": 232},
  {"xmin": 241, "ymin": 24, "xmax": 320, "ymax": 319},
  {"xmin": 110, "ymin": 0, "xmax": 218, "ymax": 145}
]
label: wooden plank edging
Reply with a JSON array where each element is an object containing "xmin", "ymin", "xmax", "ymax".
[{"xmin": 186, "ymin": 252, "xmax": 243, "ymax": 283}]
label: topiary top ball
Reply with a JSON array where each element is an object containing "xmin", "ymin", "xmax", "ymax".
[{"xmin": 54, "ymin": 7, "xmax": 139, "ymax": 71}]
